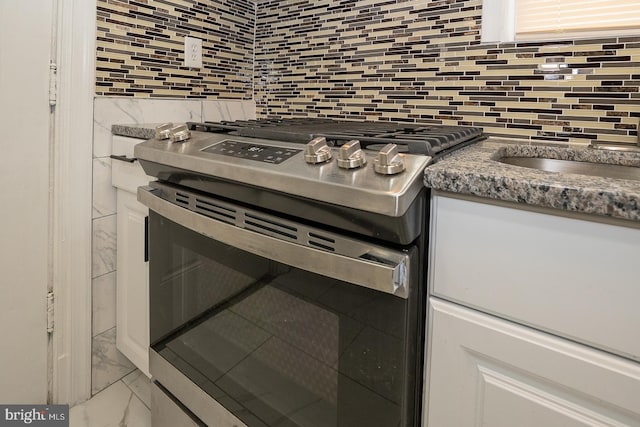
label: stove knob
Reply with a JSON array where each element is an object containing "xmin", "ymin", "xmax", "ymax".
[
  {"xmin": 155, "ymin": 123, "xmax": 173, "ymax": 140},
  {"xmin": 168, "ymin": 124, "xmax": 191, "ymax": 143},
  {"xmin": 337, "ymin": 140, "xmax": 366, "ymax": 169},
  {"xmin": 374, "ymin": 144, "xmax": 405, "ymax": 175},
  {"xmin": 304, "ymin": 137, "xmax": 332, "ymax": 164}
]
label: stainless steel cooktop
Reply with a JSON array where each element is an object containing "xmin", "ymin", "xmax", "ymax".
[
  {"xmin": 134, "ymin": 131, "xmax": 432, "ymax": 217},
  {"xmin": 135, "ymin": 119, "xmax": 484, "ymax": 218}
]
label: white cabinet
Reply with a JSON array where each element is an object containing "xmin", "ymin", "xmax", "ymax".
[
  {"xmin": 425, "ymin": 298, "xmax": 640, "ymax": 427},
  {"xmin": 112, "ymin": 135, "xmax": 152, "ymax": 377},
  {"xmin": 428, "ymin": 194, "xmax": 640, "ymax": 362},
  {"xmin": 424, "ymin": 193, "xmax": 640, "ymax": 426},
  {"xmin": 116, "ymin": 190, "xmax": 149, "ymax": 376}
]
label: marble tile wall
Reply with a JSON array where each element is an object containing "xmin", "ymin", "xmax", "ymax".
[
  {"xmin": 91, "ymin": 96, "xmax": 256, "ymax": 396},
  {"xmin": 254, "ymin": 0, "xmax": 640, "ymax": 146},
  {"xmin": 91, "ymin": 0, "xmax": 258, "ymax": 399}
]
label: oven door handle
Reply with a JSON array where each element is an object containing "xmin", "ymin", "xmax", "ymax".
[{"xmin": 138, "ymin": 186, "xmax": 410, "ymax": 298}]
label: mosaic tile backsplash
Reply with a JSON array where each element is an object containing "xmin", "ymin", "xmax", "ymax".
[
  {"xmin": 95, "ymin": 0, "xmax": 640, "ymax": 145},
  {"xmin": 255, "ymin": 0, "xmax": 639, "ymax": 145},
  {"xmin": 96, "ymin": 0, "xmax": 254, "ymax": 99}
]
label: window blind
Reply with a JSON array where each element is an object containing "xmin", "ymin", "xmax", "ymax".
[{"xmin": 515, "ymin": 0, "xmax": 640, "ymax": 41}]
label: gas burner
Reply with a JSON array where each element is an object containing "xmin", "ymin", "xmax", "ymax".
[{"xmin": 187, "ymin": 119, "xmax": 484, "ymax": 157}]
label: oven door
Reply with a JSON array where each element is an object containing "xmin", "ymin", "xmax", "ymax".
[{"xmin": 139, "ymin": 184, "xmax": 424, "ymax": 427}]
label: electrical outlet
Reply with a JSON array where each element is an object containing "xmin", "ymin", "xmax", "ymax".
[{"xmin": 184, "ymin": 36, "xmax": 203, "ymax": 68}]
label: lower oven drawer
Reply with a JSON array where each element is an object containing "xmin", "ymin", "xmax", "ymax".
[{"xmin": 151, "ymin": 381, "xmax": 205, "ymax": 427}]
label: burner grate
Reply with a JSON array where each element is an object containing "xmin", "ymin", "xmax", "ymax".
[{"xmin": 187, "ymin": 119, "xmax": 484, "ymax": 156}]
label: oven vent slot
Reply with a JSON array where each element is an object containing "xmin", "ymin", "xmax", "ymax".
[
  {"xmin": 244, "ymin": 213, "xmax": 298, "ymax": 242},
  {"xmin": 308, "ymin": 232, "xmax": 336, "ymax": 252},
  {"xmin": 160, "ymin": 185, "xmax": 341, "ymax": 255},
  {"xmin": 194, "ymin": 197, "xmax": 237, "ymax": 224},
  {"xmin": 174, "ymin": 191, "xmax": 190, "ymax": 207}
]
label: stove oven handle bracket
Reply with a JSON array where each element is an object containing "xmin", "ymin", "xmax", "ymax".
[{"xmin": 138, "ymin": 185, "xmax": 410, "ymax": 299}]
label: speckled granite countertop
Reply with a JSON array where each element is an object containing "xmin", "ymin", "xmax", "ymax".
[
  {"xmin": 424, "ymin": 138, "xmax": 640, "ymax": 222},
  {"xmin": 112, "ymin": 123, "xmax": 160, "ymax": 140}
]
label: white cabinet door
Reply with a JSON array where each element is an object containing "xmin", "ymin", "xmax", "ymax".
[
  {"xmin": 425, "ymin": 298, "xmax": 640, "ymax": 427},
  {"xmin": 116, "ymin": 190, "xmax": 150, "ymax": 376}
]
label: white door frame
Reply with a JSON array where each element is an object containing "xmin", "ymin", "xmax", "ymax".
[{"xmin": 51, "ymin": 0, "xmax": 96, "ymax": 406}]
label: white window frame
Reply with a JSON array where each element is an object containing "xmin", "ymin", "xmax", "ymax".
[
  {"xmin": 481, "ymin": 0, "xmax": 516, "ymax": 43},
  {"xmin": 481, "ymin": 0, "xmax": 640, "ymax": 43}
]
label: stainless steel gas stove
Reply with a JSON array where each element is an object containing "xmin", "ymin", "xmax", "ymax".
[{"xmin": 134, "ymin": 119, "xmax": 482, "ymax": 427}]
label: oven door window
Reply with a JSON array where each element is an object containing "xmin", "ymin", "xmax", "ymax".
[{"xmin": 150, "ymin": 212, "xmax": 412, "ymax": 427}]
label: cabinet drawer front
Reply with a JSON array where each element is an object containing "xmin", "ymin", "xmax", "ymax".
[
  {"xmin": 425, "ymin": 299, "xmax": 640, "ymax": 426},
  {"xmin": 429, "ymin": 194, "xmax": 640, "ymax": 361}
]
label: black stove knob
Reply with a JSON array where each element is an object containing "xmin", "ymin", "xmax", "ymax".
[
  {"xmin": 374, "ymin": 144, "xmax": 405, "ymax": 175},
  {"xmin": 337, "ymin": 140, "xmax": 367, "ymax": 169},
  {"xmin": 304, "ymin": 137, "xmax": 332, "ymax": 164}
]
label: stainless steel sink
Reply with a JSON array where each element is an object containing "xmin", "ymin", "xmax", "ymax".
[
  {"xmin": 589, "ymin": 142, "xmax": 640, "ymax": 153},
  {"xmin": 498, "ymin": 157, "xmax": 640, "ymax": 181}
]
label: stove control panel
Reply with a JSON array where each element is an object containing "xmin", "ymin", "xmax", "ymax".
[
  {"xmin": 201, "ymin": 140, "xmax": 301, "ymax": 164},
  {"xmin": 136, "ymin": 131, "xmax": 432, "ymax": 217}
]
